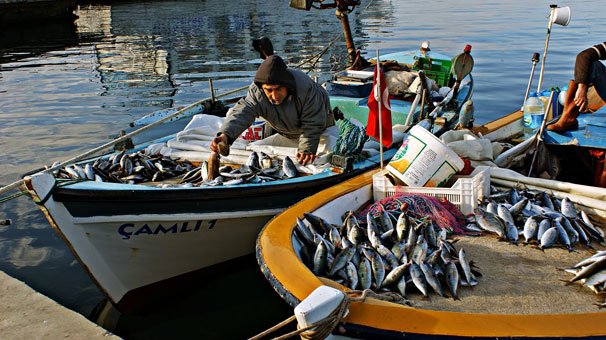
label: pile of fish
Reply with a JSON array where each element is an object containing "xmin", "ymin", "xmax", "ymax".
[
  {"xmin": 52, "ymin": 150, "xmax": 301, "ymax": 187},
  {"xmin": 53, "ymin": 150, "xmax": 196, "ymax": 184},
  {"xmin": 472, "ymin": 187, "xmax": 604, "ymax": 250},
  {"xmin": 179, "ymin": 151, "xmax": 300, "ymax": 187},
  {"xmin": 294, "ymin": 205, "xmax": 482, "ymax": 300},
  {"xmin": 564, "ymin": 251, "xmax": 606, "ymax": 303}
]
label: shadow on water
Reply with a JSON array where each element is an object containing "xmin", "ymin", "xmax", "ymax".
[
  {"xmin": 0, "ymin": 20, "xmax": 79, "ymax": 64},
  {"xmin": 91, "ymin": 255, "xmax": 294, "ymax": 339}
]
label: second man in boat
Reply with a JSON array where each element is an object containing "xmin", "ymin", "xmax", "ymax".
[{"xmin": 210, "ymin": 55, "xmax": 335, "ymax": 165}]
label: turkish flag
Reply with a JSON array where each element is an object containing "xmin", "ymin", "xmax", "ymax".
[{"xmin": 366, "ymin": 63, "xmax": 392, "ymax": 147}]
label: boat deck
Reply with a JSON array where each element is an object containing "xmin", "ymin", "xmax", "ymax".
[
  {"xmin": 387, "ymin": 235, "xmax": 605, "ymax": 315},
  {"xmin": 545, "ymin": 107, "xmax": 606, "ymax": 149}
]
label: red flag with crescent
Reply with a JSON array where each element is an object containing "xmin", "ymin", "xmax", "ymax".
[{"xmin": 366, "ymin": 63, "xmax": 392, "ymax": 147}]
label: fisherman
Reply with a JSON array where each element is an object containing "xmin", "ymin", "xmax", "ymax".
[
  {"xmin": 210, "ymin": 55, "xmax": 334, "ymax": 165},
  {"xmin": 547, "ymin": 41, "xmax": 606, "ymax": 132}
]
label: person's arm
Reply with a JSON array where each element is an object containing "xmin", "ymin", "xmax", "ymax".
[
  {"xmin": 573, "ymin": 42, "xmax": 606, "ymax": 111},
  {"xmin": 210, "ymin": 85, "xmax": 259, "ymax": 154},
  {"xmin": 297, "ymin": 85, "xmax": 329, "ymax": 164},
  {"xmin": 221, "ymin": 86, "xmax": 260, "ymax": 142}
]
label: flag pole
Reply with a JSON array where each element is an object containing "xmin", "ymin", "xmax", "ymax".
[{"xmin": 376, "ymin": 49, "xmax": 384, "ymax": 168}]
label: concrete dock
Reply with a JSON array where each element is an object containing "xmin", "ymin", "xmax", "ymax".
[{"xmin": 0, "ymin": 271, "xmax": 119, "ymax": 339}]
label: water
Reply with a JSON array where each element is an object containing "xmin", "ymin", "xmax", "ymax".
[{"xmin": 1, "ymin": 0, "xmax": 605, "ymax": 338}]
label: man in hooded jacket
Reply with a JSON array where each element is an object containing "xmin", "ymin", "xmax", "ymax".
[{"xmin": 210, "ymin": 55, "xmax": 334, "ymax": 165}]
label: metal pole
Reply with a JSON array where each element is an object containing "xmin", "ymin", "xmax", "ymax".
[
  {"xmin": 522, "ymin": 52, "xmax": 540, "ymax": 110},
  {"xmin": 336, "ymin": 5, "xmax": 357, "ymax": 65},
  {"xmin": 536, "ymin": 5, "xmax": 557, "ymax": 93},
  {"xmin": 209, "ymin": 79, "xmax": 216, "ymax": 103},
  {"xmin": 376, "ymin": 49, "xmax": 384, "ymax": 168}
]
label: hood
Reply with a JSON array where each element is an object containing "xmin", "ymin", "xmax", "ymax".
[{"xmin": 254, "ymin": 55, "xmax": 296, "ymax": 93}]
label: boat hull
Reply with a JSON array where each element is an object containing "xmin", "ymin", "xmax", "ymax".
[
  {"xmin": 25, "ymin": 166, "xmax": 373, "ymax": 313},
  {"xmin": 256, "ymin": 170, "xmax": 606, "ymax": 339}
]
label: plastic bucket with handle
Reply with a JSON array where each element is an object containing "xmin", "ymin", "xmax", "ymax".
[{"xmin": 386, "ymin": 125, "xmax": 464, "ymax": 187}]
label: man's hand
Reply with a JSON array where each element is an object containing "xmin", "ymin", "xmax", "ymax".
[
  {"xmin": 574, "ymin": 83, "xmax": 589, "ymax": 112},
  {"xmin": 296, "ymin": 150, "xmax": 316, "ymax": 165},
  {"xmin": 210, "ymin": 133, "xmax": 228, "ymax": 154}
]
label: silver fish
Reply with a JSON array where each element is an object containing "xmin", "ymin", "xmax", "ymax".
[
  {"xmin": 376, "ymin": 244, "xmax": 399, "ymax": 270},
  {"xmin": 454, "ymin": 100, "xmax": 474, "ymax": 130},
  {"xmin": 329, "ymin": 247, "xmax": 356, "ymax": 276},
  {"xmin": 382, "ymin": 263, "xmax": 409, "ymax": 288},
  {"xmin": 370, "ymin": 252, "xmax": 386, "ymax": 289},
  {"xmin": 497, "ymin": 204, "xmax": 515, "ymax": 226},
  {"xmin": 475, "ymin": 208, "xmax": 506, "ymax": 239},
  {"xmin": 560, "ymin": 197, "xmax": 577, "ymax": 219},
  {"xmin": 395, "ymin": 213, "xmax": 409, "ymax": 242},
  {"xmin": 445, "ymin": 261, "xmax": 460, "ymax": 300},
  {"xmin": 282, "ymin": 156, "xmax": 297, "ymax": 178},
  {"xmin": 246, "ymin": 151, "xmax": 261, "ymax": 169},
  {"xmin": 313, "ymin": 241, "xmax": 328, "ymax": 276},
  {"xmin": 421, "ymin": 262, "xmax": 445, "ymax": 297},
  {"xmin": 409, "ymin": 263, "xmax": 428, "ymax": 297},
  {"xmin": 522, "ymin": 217, "xmax": 538, "ymax": 244},
  {"xmin": 536, "ymin": 219, "xmax": 550, "ymax": 241},
  {"xmin": 509, "ymin": 198, "xmax": 528, "ymax": 217},
  {"xmin": 459, "ymin": 248, "xmax": 477, "ymax": 286},
  {"xmin": 553, "ymin": 218, "xmax": 572, "ymax": 251},
  {"xmin": 539, "ymin": 227, "xmax": 558, "ymax": 250},
  {"xmin": 260, "ymin": 152, "xmax": 273, "ymax": 169},
  {"xmin": 358, "ymin": 257, "xmax": 373, "ymax": 290},
  {"xmin": 396, "ymin": 275, "xmax": 407, "ymax": 297},
  {"xmin": 346, "ymin": 261, "xmax": 358, "ymax": 290}
]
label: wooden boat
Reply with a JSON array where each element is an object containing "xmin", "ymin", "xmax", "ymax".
[
  {"xmin": 256, "ymin": 166, "xmax": 606, "ymax": 339},
  {"xmin": 20, "ymin": 49, "xmax": 473, "ymax": 313}
]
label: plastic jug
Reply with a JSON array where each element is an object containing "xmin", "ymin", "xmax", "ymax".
[{"xmin": 523, "ymin": 92, "xmax": 544, "ymax": 135}]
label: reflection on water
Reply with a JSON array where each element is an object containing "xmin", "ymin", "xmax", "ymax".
[{"xmin": 1, "ymin": 0, "xmax": 606, "ymax": 338}]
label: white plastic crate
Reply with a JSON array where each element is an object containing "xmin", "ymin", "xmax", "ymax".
[{"xmin": 372, "ymin": 166, "xmax": 490, "ymax": 215}]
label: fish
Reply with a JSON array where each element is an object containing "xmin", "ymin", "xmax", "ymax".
[
  {"xmin": 382, "ymin": 263, "xmax": 409, "ymax": 288},
  {"xmin": 358, "ymin": 257, "xmax": 373, "ymax": 290},
  {"xmin": 312, "ymin": 241, "xmax": 328, "ymax": 276},
  {"xmin": 420, "ymin": 262, "xmax": 444, "ymax": 297},
  {"xmin": 328, "ymin": 247, "xmax": 356, "ymax": 276},
  {"xmin": 458, "ymin": 248, "xmax": 477, "ymax": 286},
  {"xmin": 445, "ymin": 261, "xmax": 460, "ymax": 300},
  {"xmin": 553, "ymin": 218, "xmax": 572, "ymax": 251},
  {"xmin": 560, "ymin": 197, "xmax": 577, "ymax": 219},
  {"xmin": 395, "ymin": 212, "xmax": 409, "ymax": 242},
  {"xmin": 454, "ymin": 100, "xmax": 474, "ymax": 130},
  {"xmin": 539, "ymin": 227, "xmax": 558, "ymax": 250},
  {"xmin": 246, "ymin": 151, "xmax": 261, "ymax": 169},
  {"xmin": 474, "ymin": 208, "xmax": 506, "ymax": 239},
  {"xmin": 346, "ymin": 261, "xmax": 359, "ymax": 289},
  {"xmin": 282, "ymin": 156, "xmax": 298, "ymax": 178},
  {"xmin": 370, "ymin": 251, "xmax": 386, "ymax": 289},
  {"xmin": 536, "ymin": 219, "xmax": 550, "ymax": 241},
  {"xmin": 522, "ymin": 217, "xmax": 538, "ymax": 244},
  {"xmin": 260, "ymin": 152, "xmax": 273, "ymax": 169},
  {"xmin": 409, "ymin": 263, "xmax": 429, "ymax": 297}
]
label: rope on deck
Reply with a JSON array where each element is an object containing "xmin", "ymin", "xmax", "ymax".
[{"xmin": 249, "ymin": 289, "xmax": 409, "ymax": 340}]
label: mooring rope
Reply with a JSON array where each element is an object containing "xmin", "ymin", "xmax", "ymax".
[{"xmin": 249, "ymin": 289, "xmax": 409, "ymax": 340}]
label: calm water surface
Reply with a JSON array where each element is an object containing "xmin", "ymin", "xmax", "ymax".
[{"xmin": 1, "ymin": 0, "xmax": 605, "ymax": 338}]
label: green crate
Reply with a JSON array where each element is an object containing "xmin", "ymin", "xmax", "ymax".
[{"xmin": 413, "ymin": 57, "xmax": 452, "ymax": 87}]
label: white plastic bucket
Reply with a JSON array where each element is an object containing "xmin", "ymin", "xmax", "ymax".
[
  {"xmin": 386, "ymin": 125, "xmax": 464, "ymax": 187},
  {"xmin": 552, "ymin": 6, "xmax": 571, "ymax": 26}
]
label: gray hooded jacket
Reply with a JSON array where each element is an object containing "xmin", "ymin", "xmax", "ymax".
[{"xmin": 220, "ymin": 56, "xmax": 333, "ymax": 154}]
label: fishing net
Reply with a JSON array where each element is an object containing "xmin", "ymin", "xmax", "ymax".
[
  {"xmin": 358, "ymin": 192, "xmax": 467, "ymax": 234},
  {"xmin": 334, "ymin": 117, "xmax": 367, "ymax": 157}
]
